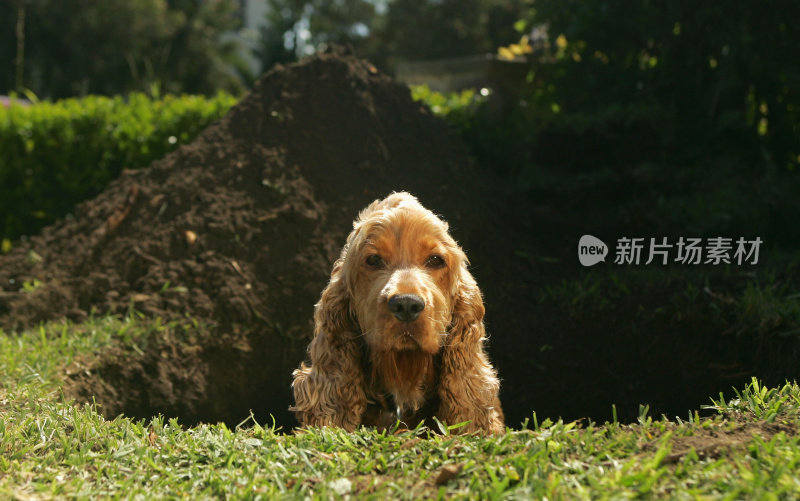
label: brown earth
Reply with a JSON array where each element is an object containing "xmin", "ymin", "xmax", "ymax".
[
  {"xmin": 0, "ymin": 47, "xmax": 787, "ymax": 429},
  {"xmin": 643, "ymin": 419, "xmax": 798, "ymax": 465}
]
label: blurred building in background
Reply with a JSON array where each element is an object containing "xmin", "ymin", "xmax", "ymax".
[{"xmin": 229, "ymin": 0, "xmax": 271, "ymax": 76}]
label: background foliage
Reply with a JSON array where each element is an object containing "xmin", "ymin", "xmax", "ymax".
[
  {"xmin": 0, "ymin": 0, "xmax": 246, "ymax": 99},
  {"xmin": 255, "ymin": 0, "xmax": 525, "ymax": 71},
  {"xmin": 425, "ymin": 0, "xmax": 800, "ymax": 246},
  {"xmin": 522, "ymin": 0, "xmax": 800, "ymax": 172}
]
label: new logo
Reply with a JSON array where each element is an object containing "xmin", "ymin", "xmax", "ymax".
[{"xmin": 578, "ymin": 235, "xmax": 608, "ymax": 267}]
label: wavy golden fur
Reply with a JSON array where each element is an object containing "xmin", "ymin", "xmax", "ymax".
[{"xmin": 291, "ymin": 192, "xmax": 504, "ymax": 434}]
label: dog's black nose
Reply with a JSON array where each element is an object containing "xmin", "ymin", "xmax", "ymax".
[{"xmin": 388, "ymin": 294, "xmax": 425, "ymax": 323}]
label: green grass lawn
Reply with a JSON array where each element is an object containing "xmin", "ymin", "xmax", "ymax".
[{"xmin": 2, "ymin": 317, "xmax": 800, "ymax": 499}]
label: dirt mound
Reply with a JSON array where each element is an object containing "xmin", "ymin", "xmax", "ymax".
[
  {"xmin": 0, "ymin": 47, "xmax": 491, "ymax": 427},
  {"xmin": 0, "ymin": 48, "xmax": 478, "ymax": 332}
]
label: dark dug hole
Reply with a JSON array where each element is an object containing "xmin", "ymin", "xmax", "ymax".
[{"xmin": 0, "ymin": 48, "xmax": 787, "ymax": 428}]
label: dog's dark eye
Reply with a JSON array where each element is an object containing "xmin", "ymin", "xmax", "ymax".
[
  {"xmin": 425, "ymin": 254, "xmax": 446, "ymax": 269},
  {"xmin": 366, "ymin": 254, "xmax": 384, "ymax": 268}
]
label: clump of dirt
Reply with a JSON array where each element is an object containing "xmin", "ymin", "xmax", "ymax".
[
  {"xmin": 651, "ymin": 420, "xmax": 797, "ymax": 465},
  {"xmin": 0, "ymin": 47, "xmax": 488, "ymax": 427}
]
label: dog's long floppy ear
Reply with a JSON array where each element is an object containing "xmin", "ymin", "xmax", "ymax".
[
  {"xmin": 437, "ymin": 264, "xmax": 505, "ymax": 434},
  {"xmin": 291, "ymin": 249, "xmax": 367, "ymax": 430},
  {"xmin": 314, "ymin": 258, "xmax": 354, "ymax": 336}
]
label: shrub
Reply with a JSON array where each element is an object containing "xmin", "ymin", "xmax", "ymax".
[{"xmin": 0, "ymin": 92, "xmax": 237, "ymax": 243}]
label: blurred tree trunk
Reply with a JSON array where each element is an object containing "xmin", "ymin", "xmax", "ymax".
[{"xmin": 14, "ymin": 2, "xmax": 25, "ymax": 93}]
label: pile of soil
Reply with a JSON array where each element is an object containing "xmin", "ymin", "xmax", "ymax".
[{"xmin": 0, "ymin": 47, "xmax": 496, "ymax": 427}]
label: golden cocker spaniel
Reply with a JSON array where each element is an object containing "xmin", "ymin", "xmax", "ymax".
[{"xmin": 291, "ymin": 192, "xmax": 504, "ymax": 434}]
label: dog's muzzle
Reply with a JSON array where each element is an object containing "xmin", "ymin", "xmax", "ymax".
[{"xmin": 388, "ymin": 294, "xmax": 425, "ymax": 323}]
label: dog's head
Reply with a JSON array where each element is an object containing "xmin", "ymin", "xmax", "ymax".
[
  {"xmin": 295, "ymin": 192, "xmax": 500, "ymax": 430},
  {"xmin": 336, "ymin": 192, "xmax": 467, "ymax": 356}
]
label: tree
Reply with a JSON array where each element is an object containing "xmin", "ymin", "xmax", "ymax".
[
  {"xmin": 0, "ymin": 0, "xmax": 245, "ymax": 99},
  {"xmin": 254, "ymin": 0, "xmax": 526, "ymax": 74},
  {"xmin": 160, "ymin": 0, "xmax": 248, "ymax": 95},
  {"xmin": 255, "ymin": 0, "xmax": 376, "ymax": 73},
  {"xmin": 370, "ymin": 0, "xmax": 524, "ymax": 68}
]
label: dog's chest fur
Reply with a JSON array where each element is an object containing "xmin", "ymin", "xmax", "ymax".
[{"xmin": 363, "ymin": 349, "xmax": 442, "ymax": 427}]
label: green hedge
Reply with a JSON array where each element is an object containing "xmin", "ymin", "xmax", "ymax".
[{"xmin": 0, "ymin": 92, "xmax": 237, "ymax": 244}]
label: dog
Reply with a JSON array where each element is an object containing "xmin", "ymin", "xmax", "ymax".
[{"xmin": 291, "ymin": 192, "xmax": 503, "ymax": 434}]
